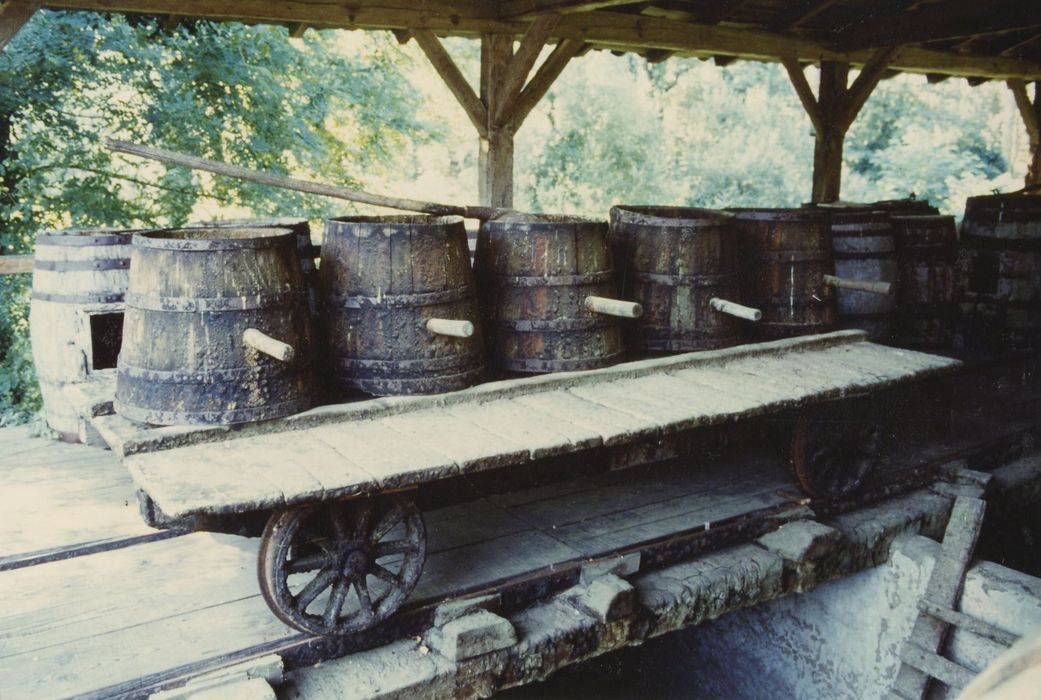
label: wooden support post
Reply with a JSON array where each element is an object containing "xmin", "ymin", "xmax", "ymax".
[
  {"xmin": 782, "ymin": 48, "xmax": 896, "ymax": 203},
  {"xmin": 0, "ymin": 0, "xmax": 38, "ymax": 52},
  {"xmin": 1008, "ymin": 79, "xmax": 1041, "ymax": 187},
  {"xmin": 480, "ymin": 34, "xmax": 516, "ymax": 209}
]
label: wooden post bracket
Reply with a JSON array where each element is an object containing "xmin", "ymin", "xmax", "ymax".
[
  {"xmin": 1007, "ymin": 78, "xmax": 1041, "ymax": 186},
  {"xmin": 0, "ymin": 0, "xmax": 39, "ymax": 52}
]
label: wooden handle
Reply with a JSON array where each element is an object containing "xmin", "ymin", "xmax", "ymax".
[
  {"xmin": 709, "ymin": 297, "xmax": 762, "ymax": 322},
  {"xmin": 585, "ymin": 295, "xmax": 643, "ymax": 319},
  {"xmin": 243, "ymin": 328, "xmax": 295, "ymax": 362},
  {"xmin": 426, "ymin": 318, "xmax": 475, "ymax": 338},
  {"xmin": 105, "ymin": 138, "xmax": 512, "ymax": 221},
  {"xmin": 823, "ymin": 274, "xmax": 892, "ymax": 295}
]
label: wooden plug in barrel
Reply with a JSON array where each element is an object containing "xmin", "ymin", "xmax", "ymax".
[
  {"xmin": 709, "ymin": 298, "xmax": 762, "ymax": 322},
  {"xmin": 958, "ymin": 191, "xmax": 1041, "ymax": 355},
  {"xmin": 320, "ymin": 215, "xmax": 484, "ymax": 396},
  {"xmin": 30, "ymin": 228, "xmax": 137, "ymax": 441},
  {"xmin": 610, "ymin": 205, "xmax": 748, "ymax": 352},
  {"xmin": 889, "ymin": 215, "xmax": 959, "ymax": 352},
  {"xmin": 475, "ymin": 214, "xmax": 627, "ymax": 372},
  {"xmin": 115, "ymin": 227, "xmax": 315, "ymax": 426},
  {"xmin": 727, "ymin": 208, "xmax": 836, "ymax": 340}
]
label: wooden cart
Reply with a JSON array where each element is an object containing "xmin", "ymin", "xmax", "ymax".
[{"xmin": 93, "ymin": 331, "xmax": 958, "ymax": 636}]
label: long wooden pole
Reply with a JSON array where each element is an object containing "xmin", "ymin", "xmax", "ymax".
[{"xmin": 105, "ymin": 139, "xmax": 511, "ymax": 220}]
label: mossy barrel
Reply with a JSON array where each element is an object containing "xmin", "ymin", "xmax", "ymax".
[
  {"xmin": 609, "ymin": 205, "xmax": 748, "ymax": 352},
  {"xmin": 30, "ymin": 229, "xmax": 135, "ymax": 441},
  {"xmin": 729, "ymin": 208, "xmax": 836, "ymax": 339},
  {"xmin": 475, "ymin": 214, "xmax": 627, "ymax": 372},
  {"xmin": 958, "ymin": 192, "xmax": 1041, "ymax": 353},
  {"xmin": 116, "ymin": 227, "xmax": 314, "ymax": 425},
  {"xmin": 890, "ymin": 215, "xmax": 959, "ymax": 351},
  {"xmin": 320, "ymin": 215, "xmax": 484, "ymax": 396},
  {"xmin": 829, "ymin": 209, "xmax": 897, "ymax": 342}
]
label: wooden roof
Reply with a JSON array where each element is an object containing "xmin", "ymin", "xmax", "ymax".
[{"xmin": 41, "ymin": 0, "xmax": 1041, "ymax": 80}]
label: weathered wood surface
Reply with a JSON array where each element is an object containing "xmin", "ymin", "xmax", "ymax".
[
  {"xmin": 0, "ymin": 426, "xmax": 169, "ymax": 570},
  {"xmin": 0, "ymin": 254, "xmax": 33, "ymax": 274},
  {"xmin": 121, "ymin": 332, "xmax": 960, "ymax": 520}
]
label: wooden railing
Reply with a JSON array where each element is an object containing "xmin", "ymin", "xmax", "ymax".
[{"xmin": 0, "ymin": 255, "xmax": 33, "ymax": 275}]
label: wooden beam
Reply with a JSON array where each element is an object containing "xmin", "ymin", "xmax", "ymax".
[
  {"xmin": 506, "ymin": 38, "xmax": 583, "ymax": 128},
  {"xmin": 1001, "ymin": 31, "xmax": 1041, "ymax": 58},
  {"xmin": 493, "ymin": 14, "xmax": 559, "ymax": 125},
  {"xmin": 412, "ymin": 29, "xmax": 489, "ymax": 140},
  {"xmin": 812, "ymin": 60, "xmax": 848, "ymax": 203},
  {"xmin": 1, "ymin": 0, "xmax": 38, "ymax": 51},
  {"xmin": 390, "ymin": 28, "xmax": 410, "ymax": 44},
  {"xmin": 770, "ymin": 0, "xmax": 836, "ymax": 32},
  {"xmin": 0, "ymin": 255, "xmax": 34, "ymax": 275},
  {"xmin": 500, "ymin": 0, "xmax": 637, "ymax": 19},
  {"xmin": 643, "ymin": 48, "xmax": 674, "ymax": 63},
  {"xmin": 781, "ymin": 57, "xmax": 823, "ymax": 133},
  {"xmin": 1008, "ymin": 78, "xmax": 1041, "ymax": 140},
  {"xmin": 839, "ymin": 46, "xmax": 897, "ymax": 131},
  {"xmin": 698, "ymin": 0, "xmax": 750, "ymax": 26},
  {"xmin": 712, "ymin": 55, "xmax": 736, "ymax": 67},
  {"xmin": 927, "ymin": 72, "xmax": 950, "ymax": 83},
  {"xmin": 479, "ymin": 33, "xmax": 514, "ymax": 208},
  {"xmin": 287, "ymin": 22, "xmax": 308, "ymax": 38}
]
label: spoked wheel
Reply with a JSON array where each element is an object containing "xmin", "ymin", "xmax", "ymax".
[
  {"xmin": 790, "ymin": 398, "xmax": 884, "ymax": 499},
  {"xmin": 258, "ymin": 495, "xmax": 426, "ymax": 636}
]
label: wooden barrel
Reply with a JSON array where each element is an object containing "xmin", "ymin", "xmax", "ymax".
[
  {"xmin": 320, "ymin": 215, "xmax": 484, "ymax": 396},
  {"xmin": 116, "ymin": 227, "xmax": 314, "ymax": 425},
  {"xmin": 728, "ymin": 208, "xmax": 835, "ymax": 339},
  {"xmin": 829, "ymin": 209, "xmax": 897, "ymax": 342},
  {"xmin": 958, "ymin": 193, "xmax": 1041, "ymax": 353},
  {"xmin": 30, "ymin": 229, "xmax": 135, "ymax": 441},
  {"xmin": 869, "ymin": 197, "xmax": 940, "ymax": 215},
  {"xmin": 475, "ymin": 214, "xmax": 625, "ymax": 372},
  {"xmin": 609, "ymin": 205, "xmax": 745, "ymax": 351},
  {"xmin": 890, "ymin": 215, "xmax": 958, "ymax": 351}
]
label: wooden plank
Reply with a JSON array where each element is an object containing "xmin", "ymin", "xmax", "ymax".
[
  {"xmin": 0, "ymin": 0, "xmax": 36, "ymax": 51},
  {"xmin": 444, "ymin": 400, "xmax": 601, "ymax": 459},
  {"xmin": 412, "ymin": 29, "xmax": 489, "ymax": 139},
  {"xmin": 898, "ymin": 641, "xmax": 977, "ymax": 691},
  {"xmin": 500, "ymin": 0, "xmax": 636, "ymax": 18},
  {"xmin": 0, "ymin": 254, "xmax": 33, "ymax": 274},
  {"xmin": 380, "ymin": 409, "xmax": 530, "ymax": 474},
  {"xmin": 918, "ymin": 600, "xmax": 1020, "ymax": 647}
]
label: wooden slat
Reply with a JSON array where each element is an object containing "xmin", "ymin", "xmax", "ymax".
[
  {"xmin": 0, "ymin": 254, "xmax": 33, "ymax": 274},
  {"xmin": 918, "ymin": 599, "xmax": 1020, "ymax": 647},
  {"xmin": 898, "ymin": 641, "xmax": 978, "ymax": 691},
  {"xmin": 412, "ymin": 29, "xmax": 490, "ymax": 139},
  {"xmin": 0, "ymin": 0, "xmax": 37, "ymax": 51}
]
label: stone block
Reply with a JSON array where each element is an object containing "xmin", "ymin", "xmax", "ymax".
[
  {"xmin": 580, "ymin": 553, "xmax": 640, "ymax": 585},
  {"xmin": 757, "ymin": 520, "xmax": 844, "ymax": 591},
  {"xmin": 152, "ymin": 677, "xmax": 274, "ymax": 700},
  {"xmin": 428, "ymin": 610, "xmax": 518, "ymax": 661},
  {"xmin": 566, "ymin": 573, "xmax": 635, "ymax": 623},
  {"xmin": 433, "ymin": 593, "xmax": 501, "ymax": 627}
]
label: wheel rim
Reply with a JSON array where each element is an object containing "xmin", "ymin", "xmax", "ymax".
[
  {"xmin": 258, "ymin": 495, "xmax": 426, "ymax": 635},
  {"xmin": 791, "ymin": 402, "xmax": 883, "ymax": 499}
]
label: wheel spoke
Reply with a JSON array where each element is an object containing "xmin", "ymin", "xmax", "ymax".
[
  {"xmin": 370, "ymin": 504, "xmax": 405, "ymax": 542},
  {"xmin": 323, "ymin": 576, "xmax": 350, "ymax": 628},
  {"xmin": 293, "ymin": 566, "xmax": 338, "ymax": 611},
  {"xmin": 353, "ymin": 501, "xmax": 374, "ymax": 541},
  {"xmin": 330, "ymin": 508, "xmax": 350, "ymax": 541},
  {"xmin": 354, "ymin": 577, "xmax": 375, "ymax": 620},
  {"xmin": 374, "ymin": 539, "xmax": 414, "ymax": 558},
  {"xmin": 286, "ymin": 551, "xmax": 335, "ymax": 574},
  {"xmin": 370, "ymin": 563, "xmax": 403, "ymax": 589}
]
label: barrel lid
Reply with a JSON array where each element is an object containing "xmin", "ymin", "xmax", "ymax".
[
  {"xmin": 190, "ymin": 217, "xmax": 310, "ymax": 234},
  {"xmin": 610, "ymin": 204, "xmax": 734, "ymax": 227},
  {"xmin": 963, "ymin": 190, "xmax": 1041, "ymax": 224},
  {"xmin": 133, "ymin": 227, "xmax": 295, "ymax": 250},
  {"xmin": 480, "ymin": 213, "xmax": 606, "ymax": 232},
  {"xmin": 36, "ymin": 228, "xmax": 137, "ymax": 246},
  {"xmin": 726, "ymin": 207, "xmax": 830, "ymax": 222},
  {"xmin": 325, "ymin": 215, "xmax": 465, "ymax": 238}
]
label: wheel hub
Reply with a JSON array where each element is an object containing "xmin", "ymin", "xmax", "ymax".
[{"xmin": 341, "ymin": 547, "xmax": 370, "ymax": 576}]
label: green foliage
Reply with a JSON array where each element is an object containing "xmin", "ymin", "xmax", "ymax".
[{"xmin": 0, "ymin": 10, "xmax": 433, "ymax": 422}]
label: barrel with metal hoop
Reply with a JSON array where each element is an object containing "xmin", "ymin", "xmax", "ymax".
[
  {"xmin": 728, "ymin": 208, "xmax": 836, "ymax": 339},
  {"xmin": 827, "ymin": 208, "xmax": 897, "ymax": 341},
  {"xmin": 115, "ymin": 227, "xmax": 314, "ymax": 425},
  {"xmin": 320, "ymin": 215, "xmax": 484, "ymax": 396},
  {"xmin": 890, "ymin": 214, "xmax": 959, "ymax": 351},
  {"xmin": 475, "ymin": 214, "xmax": 638, "ymax": 373},
  {"xmin": 30, "ymin": 229, "xmax": 136, "ymax": 440},
  {"xmin": 609, "ymin": 205, "xmax": 759, "ymax": 352}
]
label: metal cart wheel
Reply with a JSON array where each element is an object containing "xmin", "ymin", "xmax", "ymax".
[
  {"xmin": 258, "ymin": 494, "xmax": 426, "ymax": 636},
  {"xmin": 790, "ymin": 398, "xmax": 883, "ymax": 499}
]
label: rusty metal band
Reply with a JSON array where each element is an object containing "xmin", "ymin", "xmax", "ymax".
[
  {"xmin": 31, "ymin": 290, "xmax": 125, "ymax": 304},
  {"xmin": 831, "ymin": 223, "xmax": 892, "ymax": 234},
  {"xmin": 125, "ymin": 289, "xmax": 305, "ymax": 312},
  {"xmin": 499, "ymin": 270, "xmax": 614, "ymax": 287},
  {"xmin": 629, "ymin": 270, "xmax": 735, "ymax": 286},
  {"xmin": 498, "ymin": 351, "xmax": 624, "ymax": 373},
  {"xmin": 34, "ymin": 258, "xmax": 130, "ymax": 272},
  {"xmin": 638, "ymin": 334, "xmax": 740, "ymax": 352},
  {"xmin": 342, "ymin": 367, "xmax": 484, "ymax": 394},
  {"xmin": 132, "ymin": 229, "xmax": 294, "ymax": 251},
  {"xmin": 755, "ymin": 251, "xmax": 829, "ymax": 263},
  {"xmin": 328, "ymin": 285, "xmax": 473, "ymax": 309},
  {"xmin": 333, "ymin": 352, "xmax": 483, "ymax": 374},
  {"xmin": 36, "ymin": 234, "xmax": 131, "ymax": 247},
  {"xmin": 117, "ymin": 359, "xmax": 310, "ymax": 384},
  {"xmin": 498, "ymin": 317, "xmax": 612, "ymax": 332},
  {"xmin": 113, "ymin": 396, "xmax": 312, "ymax": 426},
  {"xmin": 960, "ymin": 233, "xmax": 1041, "ymax": 252}
]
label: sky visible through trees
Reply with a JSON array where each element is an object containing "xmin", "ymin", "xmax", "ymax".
[{"xmin": 0, "ymin": 11, "xmax": 1032, "ymax": 422}]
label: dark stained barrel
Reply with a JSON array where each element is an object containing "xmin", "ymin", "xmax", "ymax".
[
  {"xmin": 728, "ymin": 208, "xmax": 835, "ymax": 339},
  {"xmin": 116, "ymin": 227, "xmax": 314, "ymax": 425},
  {"xmin": 829, "ymin": 209, "xmax": 897, "ymax": 342},
  {"xmin": 320, "ymin": 215, "xmax": 484, "ymax": 396},
  {"xmin": 869, "ymin": 197, "xmax": 940, "ymax": 215},
  {"xmin": 958, "ymin": 193, "xmax": 1041, "ymax": 353},
  {"xmin": 475, "ymin": 214, "xmax": 625, "ymax": 372},
  {"xmin": 30, "ymin": 229, "xmax": 135, "ymax": 440},
  {"xmin": 609, "ymin": 205, "xmax": 744, "ymax": 351},
  {"xmin": 890, "ymin": 215, "xmax": 959, "ymax": 351}
]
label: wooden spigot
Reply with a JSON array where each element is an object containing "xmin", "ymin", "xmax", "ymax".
[
  {"xmin": 585, "ymin": 295, "xmax": 643, "ymax": 319},
  {"xmin": 426, "ymin": 318, "xmax": 475, "ymax": 338},
  {"xmin": 823, "ymin": 274, "xmax": 892, "ymax": 296},
  {"xmin": 243, "ymin": 328, "xmax": 295, "ymax": 362},
  {"xmin": 709, "ymin": 297, "xmax": 762, "ymax": 322}
]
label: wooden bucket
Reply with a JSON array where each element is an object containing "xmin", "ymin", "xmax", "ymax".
[
  {"xmin": 958, "ymin": 192, "xmax": 1041, "ymax": 353},
  {"xmin": 829, "ymin": 209, "xmax": 897, "ymax": 342},
  {"xmin": 30, "ymin": 229, "xmax": 135, "ymax": 441},
  {"xmin": 728, "ymin": 208, "xmax": 836, "ymax": 340},
  {"xmin": 890, "ymin": 215, "xmax": 958, "ymax": 351},
  {"xmin": 115, "ymin": 227, "xmax": 314, "ymax": 425},
  {"xmin": 609, "ymin": 205, "xmax": 759, "ymax": 352},
  {"xmin": 320, "ymin": 215, "xmax": 484, "ymax": 396},
  {"xmin": 475, "ymin": 214, "xmax": 636, "ymax": 372}
]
